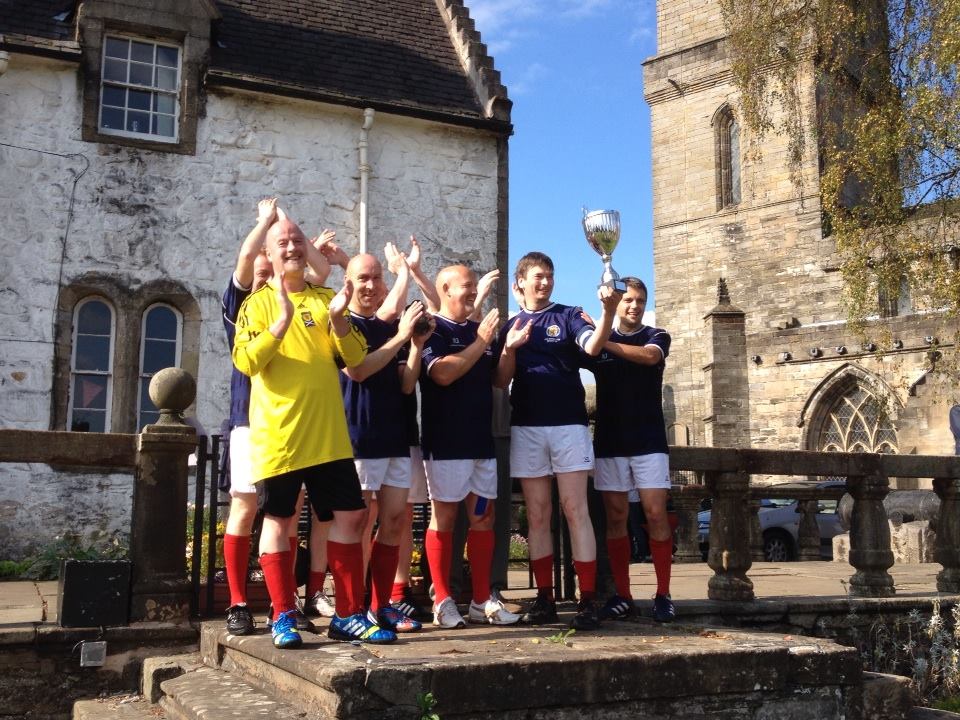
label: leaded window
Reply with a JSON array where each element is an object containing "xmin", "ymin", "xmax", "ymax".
[
  {"xmin": 68, "ymin": 298, "xmax": 115, "ymax": 432},
  {"xmin": 137, "ymin": 304, "xmax": 183, "ymax": 430},
  {"xmin": 818, "ymin": 385, "xmax": 899, "ymax": 454}
]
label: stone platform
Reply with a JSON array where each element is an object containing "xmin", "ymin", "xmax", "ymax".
[{"xmin": 180, "ymin": 611, "xmax": 863, "ymax": 720}]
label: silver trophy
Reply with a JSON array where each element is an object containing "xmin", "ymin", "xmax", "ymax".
[{"xmin": 582, "ymin": 208, "xmax": 626, "ymax": 292}]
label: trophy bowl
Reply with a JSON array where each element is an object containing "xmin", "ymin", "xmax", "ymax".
[{"xmin": 582, "ymin": 209, "xmax": 625, "ymax": 291}]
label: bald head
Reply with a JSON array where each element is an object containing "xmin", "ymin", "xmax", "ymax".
[
  {"xmin": 437, "ymin": 264, "xmax": 477, "ymax": 321},
  {"xmin": 347, "ymin": 253, "xmax": 386, "ymax": 315},
  {"xmin": 266, "ymin": 218, "xmax": 307, "ymax": 245}
]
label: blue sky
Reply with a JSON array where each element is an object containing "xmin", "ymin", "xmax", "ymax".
[{"xmin": 468, "ymin": 0, "xmax": 659, "ymax": 321}]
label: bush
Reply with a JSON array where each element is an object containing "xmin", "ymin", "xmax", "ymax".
[{"xmin": 0, "ymin": 532, "xmax": 128, "ymax": 581}]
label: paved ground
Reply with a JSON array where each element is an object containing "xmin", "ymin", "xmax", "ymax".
[{"xmin": 0, "ymin": 561, "xmax": 945, "ymax": 628}]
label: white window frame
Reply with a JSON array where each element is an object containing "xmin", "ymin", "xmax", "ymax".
[
  {"xmin": 68, "ymin": 297, "xmax": 116, "ymax": 433},
  {"xmin": 137, "ymin": 303, "xmax": 183, "ymax": 430},
  {"xmin": 98, "ymin": 34, "xmax": 182, "ymax": 143}
]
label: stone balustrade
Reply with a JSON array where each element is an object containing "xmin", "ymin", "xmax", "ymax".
[
  {"xmin": 668, "ymin": 446, "xmax": 960, "ymax": 600},
  {"xmin": 0, "ymin": 367, "xmax": 196, "ymax": 623}
]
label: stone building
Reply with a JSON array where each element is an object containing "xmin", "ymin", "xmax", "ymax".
[
  {"xmin": 643, "ymin": 0, "xmax": 954, "ymax": 480},
  {"xmin": 0, "ymin": 0, "xmax": 509, "ymax": 555}
]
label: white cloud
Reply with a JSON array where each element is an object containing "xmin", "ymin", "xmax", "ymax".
[{"xmin": 509, "ymin": 61, "xmax": 548, "ymax": 96}]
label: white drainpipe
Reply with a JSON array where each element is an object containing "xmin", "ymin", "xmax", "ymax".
[{"xmin": 358, "ymin": 108, "xmax": 375, "ymax": 254}]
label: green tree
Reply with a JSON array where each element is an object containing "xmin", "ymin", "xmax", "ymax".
[{"xmin": 719, "ymin": 0, "xmax": 960, "ymax": 370}]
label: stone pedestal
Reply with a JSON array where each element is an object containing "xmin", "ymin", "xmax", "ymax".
[
  {"xmin": 933, "ymin": 477, "xmax": 960, "ymax": 593},
  {"xmin": 706, "ymin": 470, "xmax": 755, "ymax": 601},
  {"xmin": 129, "ymin": 368, "xmax": 197, "ymax": 622},
  {"xmin": 847, "ymin": 473, "xmax": 895, "ymax": 597}
]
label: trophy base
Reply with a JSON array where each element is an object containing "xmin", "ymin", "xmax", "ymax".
[{"xmin": 599, "ymin": 279, "xmax": 627, "ymax": 293}]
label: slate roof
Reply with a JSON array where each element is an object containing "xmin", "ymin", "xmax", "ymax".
[{"xmin": 0, "ymin": 0, "xmax": 507, "ymax": 128}]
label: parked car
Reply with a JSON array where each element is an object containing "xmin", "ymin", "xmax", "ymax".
[{"xmin": 697, "ymin": 481, "xmax": 846, "ymax": 562}]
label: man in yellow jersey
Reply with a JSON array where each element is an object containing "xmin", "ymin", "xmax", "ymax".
[{"xmin": 233, "ymin": 217, "xmax": 396, "ymax": 648}]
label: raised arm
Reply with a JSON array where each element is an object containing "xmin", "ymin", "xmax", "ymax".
[
  {"xmin": 377, "ymin": 243, "xmax": 411, "ymax": 322},
  {"xmin": 327, "ymin": 279, "xmax": 367, "ymax": 367},
  {"xmin": 402, "ymin": 311, "xmax": 435, "ymax": 394},
  {"xmin": 581, "ymin": 286, "xmax": 622, "ymax": 356},
  {"xmin": 303, "ymin": 229, "xmax": 334, "ymax": 285},
  {"xmin": 233, "ymin": 263, "xmax": 294, "ymax": 376},
  {"xmin": 343, "ymin": 302, "xmax": 423, "ymax": 382},
  {"xmin": 604, "ymin": 341, "xmax": 664, "ymax": 366},
  {"xmin": 493, "ymin": 316, "xmax": 532, "ymax": 388},
  {"xmin": 469, "ymin": 269, "xmax": 500, "ymax": 322},
  {"xmin": 234, "ymin": 198, "xmax": 277, "ymax": 288},
  {"xmin": 429, "ymin": 309, "xmax": 499, "ymax": 386},
  {"xmin": 405, "ymin": 236, "xmax": 441, "ymax": 313}
]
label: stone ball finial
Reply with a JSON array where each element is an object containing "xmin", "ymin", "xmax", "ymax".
[{"xmin": 148, "ymin": 367, "xmax": 196, "ymax": 424}]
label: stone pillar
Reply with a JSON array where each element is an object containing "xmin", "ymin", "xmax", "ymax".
[
  {"xmin": 672, "ymin": 485, "xmax": 704, "ymax": 564},
  {"xmin": 702, "ymin": 279, "xmax": 750, "ymax": 448},
  {"xmin": 129, "ymin": 368, "xmax": 197, "ymax": 622},
  {"xmin": 796, "ymin": 500, "xmax": 821, "ymax": 561},
  {"xmin": 748, "ymin": 499, "xmax": 765, "ymax": 562},
  {"xmin": 933, "ymin": 477, "xmax": 960, "ymax": 593},
  {"xmin": 847, "ymin": 472, "xmax": 895, "ymax": 597},
  {"xmin": 706, "ymin": 470, "xmax": 754, "ymax": 601}
]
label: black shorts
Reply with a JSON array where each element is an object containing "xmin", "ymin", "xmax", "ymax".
[{"xmin": 257, "ymin": 459, "xmax": 365, "ymax": 520}]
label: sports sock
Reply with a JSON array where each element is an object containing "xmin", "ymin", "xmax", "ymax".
[
  {"xmin": 606, "ymin": 535, "xmax": 634, "ymax": 600},
  {"xmin": 466, "ymin": 529, "xmax": 494, "ymax": 605},
  {"xmin": 260, "ymin": 551, "xmax": 295, "ymax": 615},
  {"xmin": 369, "ymin": 541, "xmax": 400, "ymax": 613},
  {"xmin": 573, "ymin": 559, "xmax": 597, "ymax": 602},
  {"xmin": 223, "ymin": 533, "xmax": 251, "ymax": 607},
  {"xmin": 425, "ymin": 529, "xmax": 453, "ymax": 604},
  {"xmin": 328, "ymin": 540, "xmax": 364, "ymax": 617},
  {"xmin": 531, "ymin": 554, "xmax": 554, "ymax": 600},
  {"xmin": 649, "ymin": 537, "xmax": 673, "ymax": 596},
  {"xmin": 307, "ymin": 570, "xmax": 327, "ymax": 599},
  {"xmin": 390, "ymin": 581, "xmax": 407, "ymax": 603}
]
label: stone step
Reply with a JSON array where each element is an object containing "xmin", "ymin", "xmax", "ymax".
[
  {"xmin": 198, "ymin": 616, "xmax": 864, "ymax": 719},
  {"xmin": 73, "ymin": 694, "xmax": 165, "ymax": 719},
  {"xmin": 160, "ymin": 666, "xmax": 306, "ymax": 719}
]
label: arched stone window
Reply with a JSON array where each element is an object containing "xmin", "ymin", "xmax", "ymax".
[
  {"xmin": 68, "ymin": 297, "xmax": 116, "ymax": 432},
  {"xmin": 800, "ymin": 364, "xmax": 900, "ymax": 454},
  {"xmin": 137, "ymin": 303, "xmax": 183, "ymax": 430},
  {"xmin": 713, "ymin": 105, "xmax": 741, "ymax": 210},
  {"xmin": 817, "ymin": 385, "xmax": 899, "ymax": 453}
]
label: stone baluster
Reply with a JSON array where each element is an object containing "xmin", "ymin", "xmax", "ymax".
[
  {"xmin": 672, "ymin": 485, "xmax": 705, "ymax": 564},
  {"xmin": 796, "ymin": 499, "xmax": 821, "ymax": 561},
  {"xmin": 846, "ymin": 472, "xmax": 895, "ymax": 597},
  {"xmin": 129, "ymin": 368, "xmax": 198, "ymax": 622},
  {"xmin": 933, "ymin": 477, "xmax": 960, "ymax": 593},
  {"xmin": 748, "ymin": 498, "xmax": 764, "ymax": 562},
  {"xmin": 705, "ymin": 470, "xmax": 754, "ymax": 601}
]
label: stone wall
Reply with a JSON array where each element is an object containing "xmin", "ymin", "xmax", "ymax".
[
  {"xmin": 0, "ymin": 53, "xmax": 502, "ymax": 557},
  {"xmin": 645, "ymin": 0, "xmax": 956, "ymax": 460}
]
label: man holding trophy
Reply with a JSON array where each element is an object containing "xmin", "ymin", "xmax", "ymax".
[{"xmin": 494, "ymin": 242, "xmax": 621, "ymax": 631}]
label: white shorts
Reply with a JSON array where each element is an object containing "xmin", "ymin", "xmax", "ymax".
[
  {"xmin": 408, "ymin": 446, "xmax": 429, "ymax": 504},
  {"xmin": 424, "ymin": 457, "xmax": 497, "ymax": 503},
  {"xmin": 228, "ymin": 426, "xmax": 257, "ymax": 497},
  {"xmin": 594, "ymin": 453, "xmax": 671, "ymax": 492},
  {"xmin": 355, "ymin": 456, "xmax": 411, "ymax": 493},
  {"xmin": 510, "ymin": 425, "xmax": 594, "ymax": 478}
]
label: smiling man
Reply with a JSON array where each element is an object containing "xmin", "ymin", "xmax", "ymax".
[
  {"xmin": 419, "ymin": 265, "xmax": 521, "ymax": 629},
  {"xmin": 233, "ymin": 218, "xmax": 396, "ymax": 649}
]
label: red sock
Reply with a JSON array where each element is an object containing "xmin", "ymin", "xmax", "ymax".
[
  {"xmin": 573, "ymin": 559, "xmax": 597, "ymax": 601},
  {"xmin": 425, "ymin": 529, "xmax": 453, "ymax": 604},
  {"xmin": 223, "ymin": 534, "xmax": 251, "ymax": 607},
  {"xmin": 307, "ymin": 571, "xmax": 327, "ymax": 598},
  {"xmin": 391, "ymin": 581, "xmax": 407, "ymax": 603},
  {"xmin": 606, "ymin": 535, "xmax": 633, "ymax": 600},
  {"xmin": 649, "ymin": 537, "xmax": 673, "ymax": 596},
  {"xmin": 369, "ymin": 541, "xmax": 400, "ymax": 613},
  {"xmin": 531, "ymin": 554, "xmax": 554, "ymax": 600},
  {"xmin": 328, "ymin": 541, "xmax": 364, "ymax": 617},
  {"xmin": 260, "ymin": 551, "xmax": 295, "ymax": 614},
  {"xmin": 467, "ymin": 529, "xmax": 494, "ymax": 604}
]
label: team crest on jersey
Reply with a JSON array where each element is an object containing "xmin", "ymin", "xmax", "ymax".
[
  {"xmin": 301, "ymin": 311, "xmax": 316, "ymax": 328},
  {"xmin": 546, "ymin": 324, "xmax": 561, "ymax": 338}
]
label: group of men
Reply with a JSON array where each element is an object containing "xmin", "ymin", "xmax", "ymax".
[{"xmin": 221, "ymin": 199, "xmax": 674, "ymax": 650}]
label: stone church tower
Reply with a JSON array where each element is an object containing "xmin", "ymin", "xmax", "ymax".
[{"xmin": 642, "ymin": 0, "xmax": 954, "ymax": 475}]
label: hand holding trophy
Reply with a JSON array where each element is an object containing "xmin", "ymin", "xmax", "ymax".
[{"xmin": 582, "ymin": 209, "xmax": 626, "ymax": 293}]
